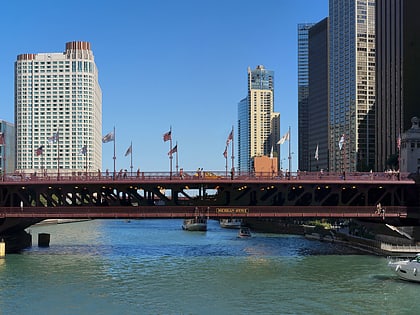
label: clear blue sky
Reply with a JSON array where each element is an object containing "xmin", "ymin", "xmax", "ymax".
[{"xmin": 0, "ymin": 0, "xmax": 327, "ymax": 172}]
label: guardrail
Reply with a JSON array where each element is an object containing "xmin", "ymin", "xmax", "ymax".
[{"xmin": 0, "ymin": 170, "xmax": 411, "ymax": 183}]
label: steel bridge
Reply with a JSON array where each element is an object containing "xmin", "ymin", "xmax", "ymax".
[{"xmin": 1, "ymin": 170, "xmax": 419, "ymax": 224}]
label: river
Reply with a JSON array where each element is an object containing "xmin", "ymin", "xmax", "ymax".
[{"xmin": 0, "ymin": 219, "xmax": 419, "ymax": 315}]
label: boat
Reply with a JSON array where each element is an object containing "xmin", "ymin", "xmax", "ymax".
[
  {"xmin": 220, "ymin": 218, "xmax": 242, "ymax": 229},
  {"xmin": 388, "ymin": 253, "xmax": 420, "ymax": 282},
  {"xmin": 182, "ymin": 216, "xmax": 207, "ymax": 231},
  {"xmin": 238, "ymin": 227, "xmax": 252, "ymax": 238}
]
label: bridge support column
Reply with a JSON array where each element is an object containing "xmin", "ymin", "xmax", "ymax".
[
  {"xmin": 0, "ymin": 240, "xmax": 5, "ymax": 258},
  {"xmin": 38, "ymin": 233, "xmax": 50, "ymax": 247}
]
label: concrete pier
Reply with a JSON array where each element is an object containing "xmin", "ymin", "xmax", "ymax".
[
  {"xmin": 0, "ymin": 240, "xmax": 5, "ymax": 258},
  {"xmin": 38, "ymin": 233, "xmax": 50, "ymax": 247}
]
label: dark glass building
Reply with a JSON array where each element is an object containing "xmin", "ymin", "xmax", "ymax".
[
  {"xmin": 297, "ymin": 23, "xmax": 314, "ymax": 171},
  {"xmin": 308, "ymin": 18, "xmax": 329, "ymax": 172},
  {"xmin": 375, "ymin": 0, "xmax": 420, "ymax": 171}
]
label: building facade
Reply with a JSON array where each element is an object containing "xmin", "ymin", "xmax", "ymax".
[
  {"xmin": 297, "ymin": 23, "xmax": 315, "ymax": 172},
  {"xmin": 400, "ymin": 117, "xmax": 420, "ymax": 174},
  {"xmin": 329, "ymin": 0, "xmax": 376, "ymax": 172},
  {"xmin": 375, "ymin": 0, "xmax": 420, "ymax": 171},
  {"xmin": 0, "ymin": 120, "xmax": 16, "ymax": 174},
  {"xmin": 15, "ymin": 41, "xmax": 102, "ymax": 174},
  {"xmin": 237, "ymin": 65, "xmax": 280, "ymax": 173},
  {"xmin": 308, "ymin": 18, "xmax": 329, "ymax": 172}
]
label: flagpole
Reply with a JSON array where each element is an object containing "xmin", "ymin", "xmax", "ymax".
[
  {"xmin": 175, "ymin": 141, "xmax": 179, "ymax": 174},
  {"xmin": 288, "ymin": 126, "xmax": 291, "ymax": 173},
  {"xmin": 169, "ymin": 126, "xmax": 172, "ymax": 179},
  {"xmin": 113, "ymin": 126, "xmax": 116, "ymax": 179},
  {"xmin": 278, "ymin": 141, "xmax": 281, "ymax": 172},
  {"xmin": 3, "ymin": 133, "xmax": 5, "ymax": 177},
  {"xmin": 85, "ymin": 143, "xmax": 88, "ymax": 178},
  {"xmin": 130, "ymin": 141, "xmax": 133, "ymax": 176},
  {"xmin": 225, "ymin": 147, "xmax": 228, "ymax": 177},
  {"xmin": 1, "ymin": 133, "xmax": 5, "ymax": 177},
  {"xmin": 42, "ymin": 146, "xmax": 44, "ymax": 176},
  {"xmin": 57, "ymin": 130, "xmax": 60, "ymax": 180},
  {"xmin": 230, "ymin": 126, "xmax": 234, "ymax": 178}
]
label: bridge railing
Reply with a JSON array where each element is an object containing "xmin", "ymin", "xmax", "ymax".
[{"xmin": 0, "ymin": 170, "xmax": 410, "ymax": 183}]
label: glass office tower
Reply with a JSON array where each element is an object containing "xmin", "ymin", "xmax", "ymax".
[
  {"xmin": 329, "ymin": 0, "xmax": 376, "ymax": 172},
  {"xmin": 376, "ymin": 0, "xmax": 420, "ymax": 171},
  {"xmin": 298, "ymin": 23, "xmax": 315, "ymax": 172}
]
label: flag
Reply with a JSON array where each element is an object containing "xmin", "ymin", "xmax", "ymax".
[
  {"xmin": 270, "ymin": 146, "xmax": 273, "ymax": 159},
  {"xmin": 168, "ymin": 144, "xmax": 177, "ymax": 155},
  {"xmin": 397, "ymin": 133, "xmax": 401, "ymax": 150},
  {"xmin": 223, "ymin": 146, "xmax": 227, "ymax": 158},
  {"xmin": 48, "ymin": 132, "xmax": 59, "ymax": 144},
  {"xmin": 314, "ymin": 144, "xmax": 319, "ymax": 160},
  {"xmin": 102, "ymin": 131, "xmax": 115, "ymax": 143},
  {"xmin": 35, "ymin": 145, "xmax": 44, "ymax": 156},
  {"xmin": 79, "ymin": 145, "xmax": 87, "ymax": 155},
  {"xmin": 163, "ymin": 130, "xmax": 171, "ymax": 142},
  {"xmin": 339, "ymin": 134, "xmax": 345, "ymax": 150},
  {"xmin": 125, "ymin": 144, "xmax": 132, "ymax": 157},
  {"xmin": 277, "ymin": 131, "xmax": 290, "ymax": 145},
  {"xmin": 226, "ymin": 130, "xmax": 233, "ymax": 145}
]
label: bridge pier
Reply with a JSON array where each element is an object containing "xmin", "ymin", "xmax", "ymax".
[{"xmin": 0, "ymin": 240, "xmax": 5, "ymax": 258}]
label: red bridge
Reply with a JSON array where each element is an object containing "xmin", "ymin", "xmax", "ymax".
[
  {"xmin": 1, "ymin": 170, "xmax": 419, "ymax": 252},
  {"xmin": 1, "ymin": 170, "xmax": 419, "ymax": 221}
]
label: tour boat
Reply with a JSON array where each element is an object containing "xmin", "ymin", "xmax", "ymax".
[
  {"xmin": 238, "ymin": 227, "xmax": 252, "ymax": 238},
  {"xmin": 182, "ymin": 216, "xmax": 207, "ymax": 231},
  {"xmin": 388, "ymin": 253, "xmax": 420, "ymax": 282},
  {"xmin": 220, "ymin": 218, "xmax": 242, "ymax": 229}
]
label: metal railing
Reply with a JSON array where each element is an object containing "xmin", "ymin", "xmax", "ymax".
[{"xmin": 0, "ymin": 170, "xmax": 412, "ymax": 183}]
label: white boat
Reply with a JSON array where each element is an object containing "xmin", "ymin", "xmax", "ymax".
[
  {"xmin": 182, "ymin": 216, "xmax": 207, "ymax": 231},
  {"xmin": 220, "ymin": 218, "xmax": 242, "ymax": 229},
  {"xmin": 388, "ymin": 253, "xmax": 420, "ymax": 282},
  {"xmin": 238, "ymin": 227, "xmax": 252, "ymax": 238}
]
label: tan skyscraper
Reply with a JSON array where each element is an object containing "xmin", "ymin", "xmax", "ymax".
[
  {"xmin": 15, "ymin": 41, "xmax": 102, "ymax": 174},
  {"xmin": 238, "ymin": 65, "xmax": 280, "ymax": 173}
]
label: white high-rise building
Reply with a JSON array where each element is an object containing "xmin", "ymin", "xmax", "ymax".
[{"xmin": 15, "ymin": 41, "xmax": 102, "ymax": 174}]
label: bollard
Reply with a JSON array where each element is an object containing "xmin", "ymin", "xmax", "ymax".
[
  {"xmin": 38, "ymin": 233, "xmax": 50, "ymax": 247},
  {"xmin": 0, "ymin": 239, "xmax": 5, "ymax": 258}
]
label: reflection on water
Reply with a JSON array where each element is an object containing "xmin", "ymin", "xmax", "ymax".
[{"xmin": 0, "ymin": 219, "xmax": 418, "ymax": 314}]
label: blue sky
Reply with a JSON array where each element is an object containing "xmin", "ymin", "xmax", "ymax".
[{"xmin": 0, "ymin": 0, "xmax": 327, "ymax": 173}]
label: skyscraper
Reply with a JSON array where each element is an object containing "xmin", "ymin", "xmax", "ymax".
[
  {"xmin": 15, "ymin": 41, "xmax": 102, "ymax": 174},
  {"xmin": 329, "ymin": 0, "xmax": 376, "ymax": 172},
  {"xmin": 375, "ymin": 0, "xmax": 420, "ymax": 171},
  {"xmin": 308, "ymin": 18, "xmax": 329, "ymax": 172},
  {"xmin": 238, "ymin": 65, "xmax": 280, "ymax": 173},
  {"xmin": 298, "ymin": 23, "xmax": 315, "ymax": 172},
  {"xmin": 0, "ymin": 120, "xmax": 15, "ymax": 174}
]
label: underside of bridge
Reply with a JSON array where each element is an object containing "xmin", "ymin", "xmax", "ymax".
[{"xmin": 0, "ymin": 177, "xmax": 419, "ymax": 252}]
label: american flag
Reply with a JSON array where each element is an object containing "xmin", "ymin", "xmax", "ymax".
[
  {"xmin": 163, "ymin": 130, "xmax": 171, "ymax": 142},
  {"xmin": 48, "ymin": 132, "xmax": 59, "ymax": 144},
  {"xmin": 226, "ymin": 130, "xmax": 233, "ymax": 145},
  {"xmin": 79, "ymin": 145, "xmax": 87, "ymax": 155},
  {"xmin": 125, "ymin": 144, "xmax": 132, "ymax": 157},
  {"xmin": 168, "ymin": 144, "xmax": 177, "ymax": 155},
  {"xmin": 35, "ymin": 145, "xmax": 44, "ymax": 156},
  {"xmin": 102, "ymin": 131, "xmax": 115, "ymax": 143},
  {"xmin": 277, "ymin": 131, "xmax": 290, "ymax": 145}
]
